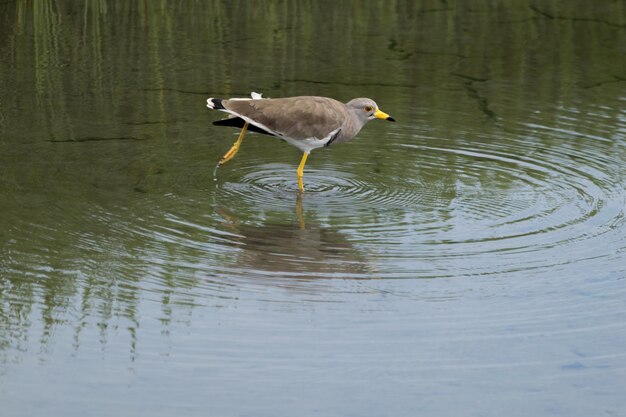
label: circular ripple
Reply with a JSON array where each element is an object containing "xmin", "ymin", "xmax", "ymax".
[
  {"xmin": 216, "ymin": 161, "xmax": 429, "ymax": 211},
  {"xmin": 100, "ymin": 101, "xmax": 625, "ymax": 292},
  {"xmin": 199, "ymin": 113, "xmax": 626, "ymax": 283}
]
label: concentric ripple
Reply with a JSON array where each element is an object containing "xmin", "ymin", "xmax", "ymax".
[
  {"xmin": 223, "ymin": 168, "xmax": 425, "ymax": 214},
  {"xmin": 189, "ymin": 107, "xmax": 626, "ymax": 284}
]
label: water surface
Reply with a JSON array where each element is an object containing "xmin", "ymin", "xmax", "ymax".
[{"xmin": 1, "ymin": 1, "xmax": 625, "ymax": 416}]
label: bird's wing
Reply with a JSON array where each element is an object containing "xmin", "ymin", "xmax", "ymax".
[{"xmin": 222, "ymin": 96, "xmax": 347, "ymax": 140}]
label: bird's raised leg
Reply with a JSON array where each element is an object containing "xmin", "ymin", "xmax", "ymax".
[
  {"xmin": 219, "ymin": 122, "xmax": 249, "ymax": 165},
  {"xmin": 296, "ymin": 151, "xmax": 310, "ymax": 192}
]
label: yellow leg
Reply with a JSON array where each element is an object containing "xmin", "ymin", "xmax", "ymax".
[
  {"xmin": 296, "ymin": 151, "xmax": 309, "ymax": 192},
  {"xmin": 219, "ymin": 122, "xmax": 249, "ymax": 165}
]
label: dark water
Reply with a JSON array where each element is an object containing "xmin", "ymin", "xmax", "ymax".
[{"xmin": 1, "ymin": 1, "xmax": 625, "ymax": 416}]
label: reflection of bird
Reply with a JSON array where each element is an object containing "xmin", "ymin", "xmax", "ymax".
[
  {"xmin": 207, "ymin": 93, "xmax": 395, "ymax": 192},
  {"xmin": 235, "ymin": 223, "xmax": 374, "ymax": 278},
  {"xmin": 214, "ymin": 196, "xmax": 376, "ymax": 280}
]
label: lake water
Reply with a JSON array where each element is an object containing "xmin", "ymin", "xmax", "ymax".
[{"xmin": 1, "ymin": 1, "xmax": 625, "ymax": 416}]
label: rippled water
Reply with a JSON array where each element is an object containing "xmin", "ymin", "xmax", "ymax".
[{"xmin": 1, "ymin": 1, "xmax": 625, "ymax": 416}]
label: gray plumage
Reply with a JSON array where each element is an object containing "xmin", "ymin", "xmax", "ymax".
[{"xmin": 206, "ymin": 93, "xmax": 394, "ymax": 191}]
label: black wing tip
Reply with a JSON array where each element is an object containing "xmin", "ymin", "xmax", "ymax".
[
  {"xmin": 213, "ymin": 117, "xmax": 275, "ymax": 137},
  {"xmin": 213, "ymin": 118, "xmax": 237, "ymax": 127}
]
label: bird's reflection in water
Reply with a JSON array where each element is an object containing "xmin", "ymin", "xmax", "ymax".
[{"xmin": 216, "ymin": 193, "xmax": 375, "ymax": 279}]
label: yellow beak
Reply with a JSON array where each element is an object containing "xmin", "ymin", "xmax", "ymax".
[{"xmin": 374, "ymin": 108, "xmax": 395, "ymax": 122}]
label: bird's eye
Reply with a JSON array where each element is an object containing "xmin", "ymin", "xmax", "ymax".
[{"xmin": 364, "ymin": 106, "xmax": 373, "ymax": 112}]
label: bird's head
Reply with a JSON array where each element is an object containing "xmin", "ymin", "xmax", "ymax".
[{"xmin": 347, "ymin": 98, "xmax": 395, "ymax": 124}]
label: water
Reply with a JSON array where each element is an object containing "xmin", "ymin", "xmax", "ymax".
[{"xmin": 1, "ymin": 1, "xmax": 625, "ymax": 416}]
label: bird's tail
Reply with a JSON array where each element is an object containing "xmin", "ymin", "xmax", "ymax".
[{"xmin": 206, "ymin": 98, "xmax": 225, "ymax": 110}]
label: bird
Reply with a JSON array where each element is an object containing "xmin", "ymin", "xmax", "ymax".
[{"xmin": 206, "ymin": 93, "xmax": 395, "ymax": 192}]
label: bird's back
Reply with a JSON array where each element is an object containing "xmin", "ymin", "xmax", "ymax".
[{"xmin": 223, "ymin": 96, "xmax": 351, "ymax": 140}]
